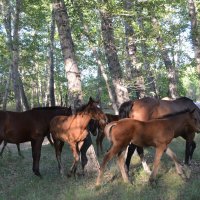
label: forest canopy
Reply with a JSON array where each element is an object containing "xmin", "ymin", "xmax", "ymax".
[{"xmin": 0, "ymin": 0, "xmax": 199, "ymax": 112}]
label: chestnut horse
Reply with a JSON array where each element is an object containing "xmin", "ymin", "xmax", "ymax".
[
  {"xmin": 0, "ymin": 106, "xmax": 72, "ymax": 176},
  {"xmin": 119, "ymin": 97, "xmax": 200, "ymax": 172},
  {"xmin": 96, "ymin": 109, "xmax": 200, "ymax": 186},
  {"xmin": 50, "ymin": 97, "xmax": 106, "ymax": 176},
  {"xmin": 96, "ymin": 113, "xmax": 119, "ymax": 156}
]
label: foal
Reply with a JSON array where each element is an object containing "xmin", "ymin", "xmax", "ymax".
[
  {"xmin": 50, "ymin": 97, "xmax": 106, "ymax": 176},
  {"xmin": 96, "ymin": 109, "xmax": 200, "ymax": 186}
]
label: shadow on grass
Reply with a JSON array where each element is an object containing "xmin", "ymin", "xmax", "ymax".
[{"xmin": 0, "ymin": 134, "xmax": 200, "ymax": 200}]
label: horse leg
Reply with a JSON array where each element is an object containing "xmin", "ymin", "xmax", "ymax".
[
  {"xmin": 137, "ymin": 146, "xmax": 151, "ymax": 174},
  {"xmin": 16, "ymin": 144, "xmax": 24, "ymax": 158},
  {"xmin": 96, "ymin": 129, "xmax": 104, "ymax": 156},
  {"xmin": 117, "ymin": 150, "xmax": 129, "ymax": 183},
  {"xmin": 125, "ymin": 143, "xmax": 137, "ymax": 172},
  {"xmin": 165, "ymin": 147, "xmax": 186, "ymax": 178},
  {"xmin": 189, "ymin": 141, "xmax": 196, "ymax": 161},
  {"xmin": 149, "ymin": 145, "xmax": 166, "ymax": 183},
  {"xmin": 96, "ymin": 145, "xmax": 120, "ymax": 186},
  {"xmin": 68, "ymin": 143, "xmax": 80, "ymax": 177},
  {"xmin": 31, "ymin": 137, "xmax": 44, "ymax": 177},
  {"xmin": 53, "ymin": 139, "xmax": 65, "ymax": 175},
  {"xmin": 0, "ymin": 141, "xmax": 7, "ymax": 156}
]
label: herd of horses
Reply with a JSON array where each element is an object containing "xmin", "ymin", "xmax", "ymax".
[{"xmin": 0, "ymin": 96, "xmax": 200, "ymax": 187}]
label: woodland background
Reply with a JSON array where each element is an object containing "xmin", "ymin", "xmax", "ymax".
[{"xmin": 0, "ymin": 0, "xmax": 200, "ymax": 113}]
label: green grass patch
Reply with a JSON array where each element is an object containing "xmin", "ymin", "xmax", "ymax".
[{"xmin": 0, "ymin": 135, "xmax": 200, "ymax": 200}]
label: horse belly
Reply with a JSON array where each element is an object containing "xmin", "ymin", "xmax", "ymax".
[{"xmin": 4, "ymin": 129, "xmax": 30, "ymax": 143}]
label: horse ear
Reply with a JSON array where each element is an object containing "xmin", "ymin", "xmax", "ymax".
[{"xmin": 89, "ymin": 97, "xmax": 94, "ymax": 103}]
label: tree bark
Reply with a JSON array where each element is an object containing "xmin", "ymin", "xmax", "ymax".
[
  {"xmin": 53, "ymin": 0, "xmax": 82, "ymax": 110},
  {"xmin": 49, "ymin": 9, "xmax": 56, "ymax": 106},
  {"xmin": 188, "ymin": 0, "xmax": 200, "ymax": 78},
  {"xmin": 100, "ymin": 8, "xmax": 129, "ymax": 110}
]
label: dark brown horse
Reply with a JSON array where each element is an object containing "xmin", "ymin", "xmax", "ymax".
[
  {"xmin": 96, "ymin": 109, "xmax": 200, "ymax": 186},
  {"xmin": 50, "ymin": 97, "xmax": 106, "ymax": 176},
  {"xmin": 119, "ymin": 97, "xmax": 200, "ymax": 172},
  {"xmin": 0, "ymin": 106, "xmax": 72, "ymax": 176}
]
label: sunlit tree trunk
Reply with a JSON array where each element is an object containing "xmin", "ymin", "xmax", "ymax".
[
  {"xmin": 53, "ymin": 0, "xmax": 82, "ymax": 110},
  {"xmin": 188, "ymin": 0, "xmax": 200, "ymax": 78}
]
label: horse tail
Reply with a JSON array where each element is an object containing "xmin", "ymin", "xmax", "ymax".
[{"xmin": 104, "ymin": 122, "xmax": 117, "ymax": 141}]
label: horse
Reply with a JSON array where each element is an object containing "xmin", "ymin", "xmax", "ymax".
[
  {"xmin": 50, "ymin": 97, "xmax": 107, "ymax": 176},
  {"xmin": 0, "ymin": 106, "xmax": 72, "ymax": 177},
  {"xmin": 96, "ymin": 109, "xmax": 200, "ymax": 186},
  {"xmin": 96, "ymin": 113, "xmax": 119, "ymax": 156},
  {"xmin": 0, "ymin": 107, "xmax": 63, "ymax": 157},
  {"xmin": 119, "ymin": 97, "xmax": 200, "ymax": 172}
]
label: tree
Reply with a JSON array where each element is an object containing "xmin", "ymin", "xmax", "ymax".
[
  {"xmin": 53, "ymin": 0, "xmax": 82, "ymax": 110},
  {"xmin": 99, "ymin": 2, "xmax": 129, "ymax": 111},
  {"xmin": 188, "ymin": 0, "xmax": 200, "ymax": 78}
]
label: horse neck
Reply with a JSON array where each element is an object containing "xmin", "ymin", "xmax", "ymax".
[
  {"xmin": 167, "ymin": 114, "xmax": 190, "ymax": 136},
  {"xmin": 76, "ymin": 113, "xmax": 92, "ymax": 128}
]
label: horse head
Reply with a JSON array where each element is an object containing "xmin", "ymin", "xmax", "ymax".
[
  {"xmin": 189, "ymin": 109, "xmax": 200, "ymax": 132},
  {"xmin": 85, "ymin": 97, "xmax": 107, "ymax": 127}
]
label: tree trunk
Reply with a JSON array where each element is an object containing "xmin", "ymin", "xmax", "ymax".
[
  {"xmin": 123, "ymin": 0, "xmax": 145, "ymax": 99},
  {"xmin": 53, "ymin": 0, "xmax": 99, "ymax": 174},
  {"xmin": 100, "ymin": 8, "xmax": 129, "ymax": 110},
  {"xmin": 3, "ymin": 0, "xmax": 22, "ymax": 111},
  {"xmin": 18, "ymin": 72, "xmax": 30, "ymax": 110},
  {"xmin": 2, "ymin": 70, "xmax": 11, "ymax": 111},
  {"xmin": 49, "ymin": 9, "xmax": 56, "ymax": 106},
  {"xmin": 74, "ymin": 2, "xmax": 118, "ymax": 113},
  {"xmin": 53, "ymin": 0, "xmax": 82, "ymax": 110},
  {"xmin": 153, "ymin": 18, "xmax": 179, "ymax": 99},
  {"xmin": 188, "ymin": 0, "xmax": 200, "ymax": 78},
  {"xmin": 11, "ymin": 0, "xmax": 22, "ymax": 111}
]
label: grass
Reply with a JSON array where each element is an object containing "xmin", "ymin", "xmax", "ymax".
[{"xmin": 0, "ymin": 135, "xmax": 200, "ymax": 200}]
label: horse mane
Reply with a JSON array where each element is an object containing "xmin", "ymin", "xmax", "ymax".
[
  {"xmin": 119, "ymin": 100, "xmax": 133, "ymax": 119},
  {"xmin": 175, "ymin": 97, "xmax": 193, "ymax": 102},
  {"xmin": 32, "ymin": 106, "xmax": 66, "ymax": 110},
  {"xmin": 156, "ymin": 108, "xmax": 191, "ymax": 119}
]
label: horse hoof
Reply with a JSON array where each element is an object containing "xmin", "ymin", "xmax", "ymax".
[{"xmin": 35, "ymin": 172, "xmax": 42, "ymax": 178}]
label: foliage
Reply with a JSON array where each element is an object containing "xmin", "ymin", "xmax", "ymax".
[{"xmin": 0, "ymin": 0, "xmax": 199, "ymax": 108}]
